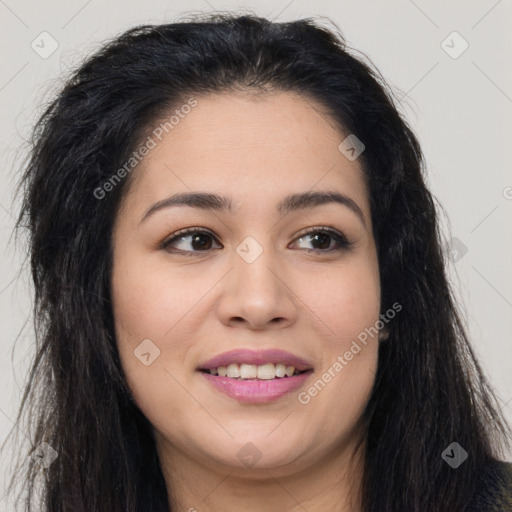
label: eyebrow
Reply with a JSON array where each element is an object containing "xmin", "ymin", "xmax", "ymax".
[{"xmin": 140, "ymin": 190, "xmax": 366, "ymax": 227}]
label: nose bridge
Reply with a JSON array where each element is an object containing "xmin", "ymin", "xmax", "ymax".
[
  {"xmin": 232, "ymin": 234, "xmax": 282, "ymax": 298},
  {"xmin": 216, "ymin": 234, "xmax": 297, "ymax": 329}
]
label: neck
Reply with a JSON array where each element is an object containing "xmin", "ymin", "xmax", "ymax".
[{"xmin": 157, "ymin": 436, "xmax": 366, "ymax": 512}]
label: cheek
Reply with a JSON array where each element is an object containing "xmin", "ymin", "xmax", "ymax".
[
  {"xmin": 297, "ymin": 257, "xmax": 381, "ymax": 347},
  {"xmin": 293, "ymin": 258, "xmax": 380, "ymax": 414},
  {"xmin": 111, "ymin": 253, "xmax": 207, "ymax": 342},
  {"xmin": 111, "ymin": 255, "xmax": 172, "ymax": 385},
  {"xmin": 110, "ymin": 255, "xmax": 217, "ymax": 408},
  {"xmin": 111, "ymin": 269, "xmax": 194, "ymax": 430}
]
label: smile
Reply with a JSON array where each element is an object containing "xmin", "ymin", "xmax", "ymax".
[
  {"xmin": 197, "ymin": 348, "xmax": 314, "ymax": 403},
  {"xmin": 200, "ymin": 362, "xmax": 306, "ymax": 379}
]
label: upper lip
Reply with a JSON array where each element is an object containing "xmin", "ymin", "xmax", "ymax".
[{"xmin": 198, "ymin": 349, "xmax": 314, "ymax": 372}]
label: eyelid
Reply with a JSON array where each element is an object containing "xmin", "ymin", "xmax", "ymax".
[
  {"xmin": 293, "ymin": 225, "xmax": 351, "ymax": 244},
  {"xmin": 159, "ymin": 227, "xmax": 219, "ymax": 251},
  {"xmin": 160, "ymin": 225, "xmax": 353, "ymax": 253}
]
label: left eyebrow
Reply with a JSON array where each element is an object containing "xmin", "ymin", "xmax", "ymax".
[{"xmin": 140, "ymin": 190, "xmax": 367, "ymax": 228}]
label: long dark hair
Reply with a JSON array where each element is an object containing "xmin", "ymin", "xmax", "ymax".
[{"xmin": 6, "ymin": 12, "xmax": 510, "ymax": 512}]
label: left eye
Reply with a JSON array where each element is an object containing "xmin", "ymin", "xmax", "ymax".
[
  {"xmin": 160, "ymin": 227, "xmax": 352, "ymax": 254},
  {"xmin": 292, "ymin": 228, "xmax": 352, "ymax": 251}
]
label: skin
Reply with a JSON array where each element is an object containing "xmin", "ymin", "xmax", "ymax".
[{"xmin": 111, "ymin": 91, "xmax": 382, "ymax": 512}]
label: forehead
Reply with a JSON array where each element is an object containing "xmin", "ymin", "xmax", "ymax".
[{"xmin": 122, "ymin": 91, "xmax": 370, "ymax": 221}]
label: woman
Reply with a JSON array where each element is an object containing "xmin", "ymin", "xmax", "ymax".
[{"xmin": 6, "ymin": 12, "xmax": 511, "ymax": 512}]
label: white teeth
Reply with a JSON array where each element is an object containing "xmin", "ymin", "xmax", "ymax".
[
  {"xmin": 275, "ymin": 364, "xmax": 286, "ymax": 378},
  {"xmin": 257, "ymin": 363, "xmax": 276, "ymax": 380},
  {"xmin": 240, "ymin": 364, "xmax": 257, "ymax": 379},
  {"xmin": 226, "ymin": 363, "xmax": 240, "ymax": 378},
  {"xmin": 207, "ymin": 363, "xmax": 302, "ymax": 379}
]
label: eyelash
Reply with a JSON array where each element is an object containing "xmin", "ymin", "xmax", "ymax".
[{"xmin": 159, "ymin": 226, "xmax": 353, "ymax": 255}]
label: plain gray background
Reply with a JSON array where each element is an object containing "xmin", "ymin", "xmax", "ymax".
[{"xmin": 1, "ymin": 0, "xmax": 511, "ymax": 508}]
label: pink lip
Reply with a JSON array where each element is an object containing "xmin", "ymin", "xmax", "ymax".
[
  {"xmin": 197, "ymin": 348, "xmax": 314, "ymax": 372},
  {"xmin": 199, "ymin": 370, "xmax": 313, "ymax": 403},
  {"xmin": 197, "ymin": 349, "xmax": 314, "ymax": 403}
]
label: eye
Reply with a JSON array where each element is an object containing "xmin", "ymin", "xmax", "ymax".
[
  {"xmin": 160, "ymin": 228, "xmax": 221, "ymax": 254},
  {"xmin": 160, "ymin": 226, "xmax": 352, "ymax": 255},
  {"xmin": 289, "ymin": 227, "xmax": 353, "ymax": 252}
]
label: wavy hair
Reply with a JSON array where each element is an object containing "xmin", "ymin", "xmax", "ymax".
[{"xmin": 6, "ymin": 12, "xmax": 511, "ymax": 512}]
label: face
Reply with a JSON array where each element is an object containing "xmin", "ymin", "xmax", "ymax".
[{"xmin": 111, "ymin": 91, "xmax": 381, "ymax": 477}]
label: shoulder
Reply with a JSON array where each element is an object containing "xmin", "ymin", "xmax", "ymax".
[{"xmin": 466, "ymin": 458, "xmax": 512, "ymax": 511}]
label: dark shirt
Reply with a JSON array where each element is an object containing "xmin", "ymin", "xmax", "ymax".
[{"xmin": 467, "ymin": 459, "xmax": 512, "ymax": 511}]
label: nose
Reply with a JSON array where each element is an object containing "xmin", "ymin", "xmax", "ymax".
[{"xmin": 216, "ymin": 245, "xmax": 298, "ymax": 331}]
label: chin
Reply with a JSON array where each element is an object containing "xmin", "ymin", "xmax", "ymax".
[{"xmin": 201, "ymin": 435, "xmax": 309, "ymax": 474}]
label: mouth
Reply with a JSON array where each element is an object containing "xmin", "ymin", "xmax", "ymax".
[
  {"xmin": 198, "ymin": 363, "xmax": 310, "ymax": 379},
  {"xmin": 197, "ymin": 349, "xmax": 314, "ymax": 403}
]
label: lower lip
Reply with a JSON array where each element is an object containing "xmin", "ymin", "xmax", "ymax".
[{"xmin": 198, "ymin": 370, "xmax": 313, "ymax": 403}]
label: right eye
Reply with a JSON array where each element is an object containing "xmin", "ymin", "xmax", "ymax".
[{"xmin": 160, "ymin": 228, "xmax": 222, "ymax": 254}]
